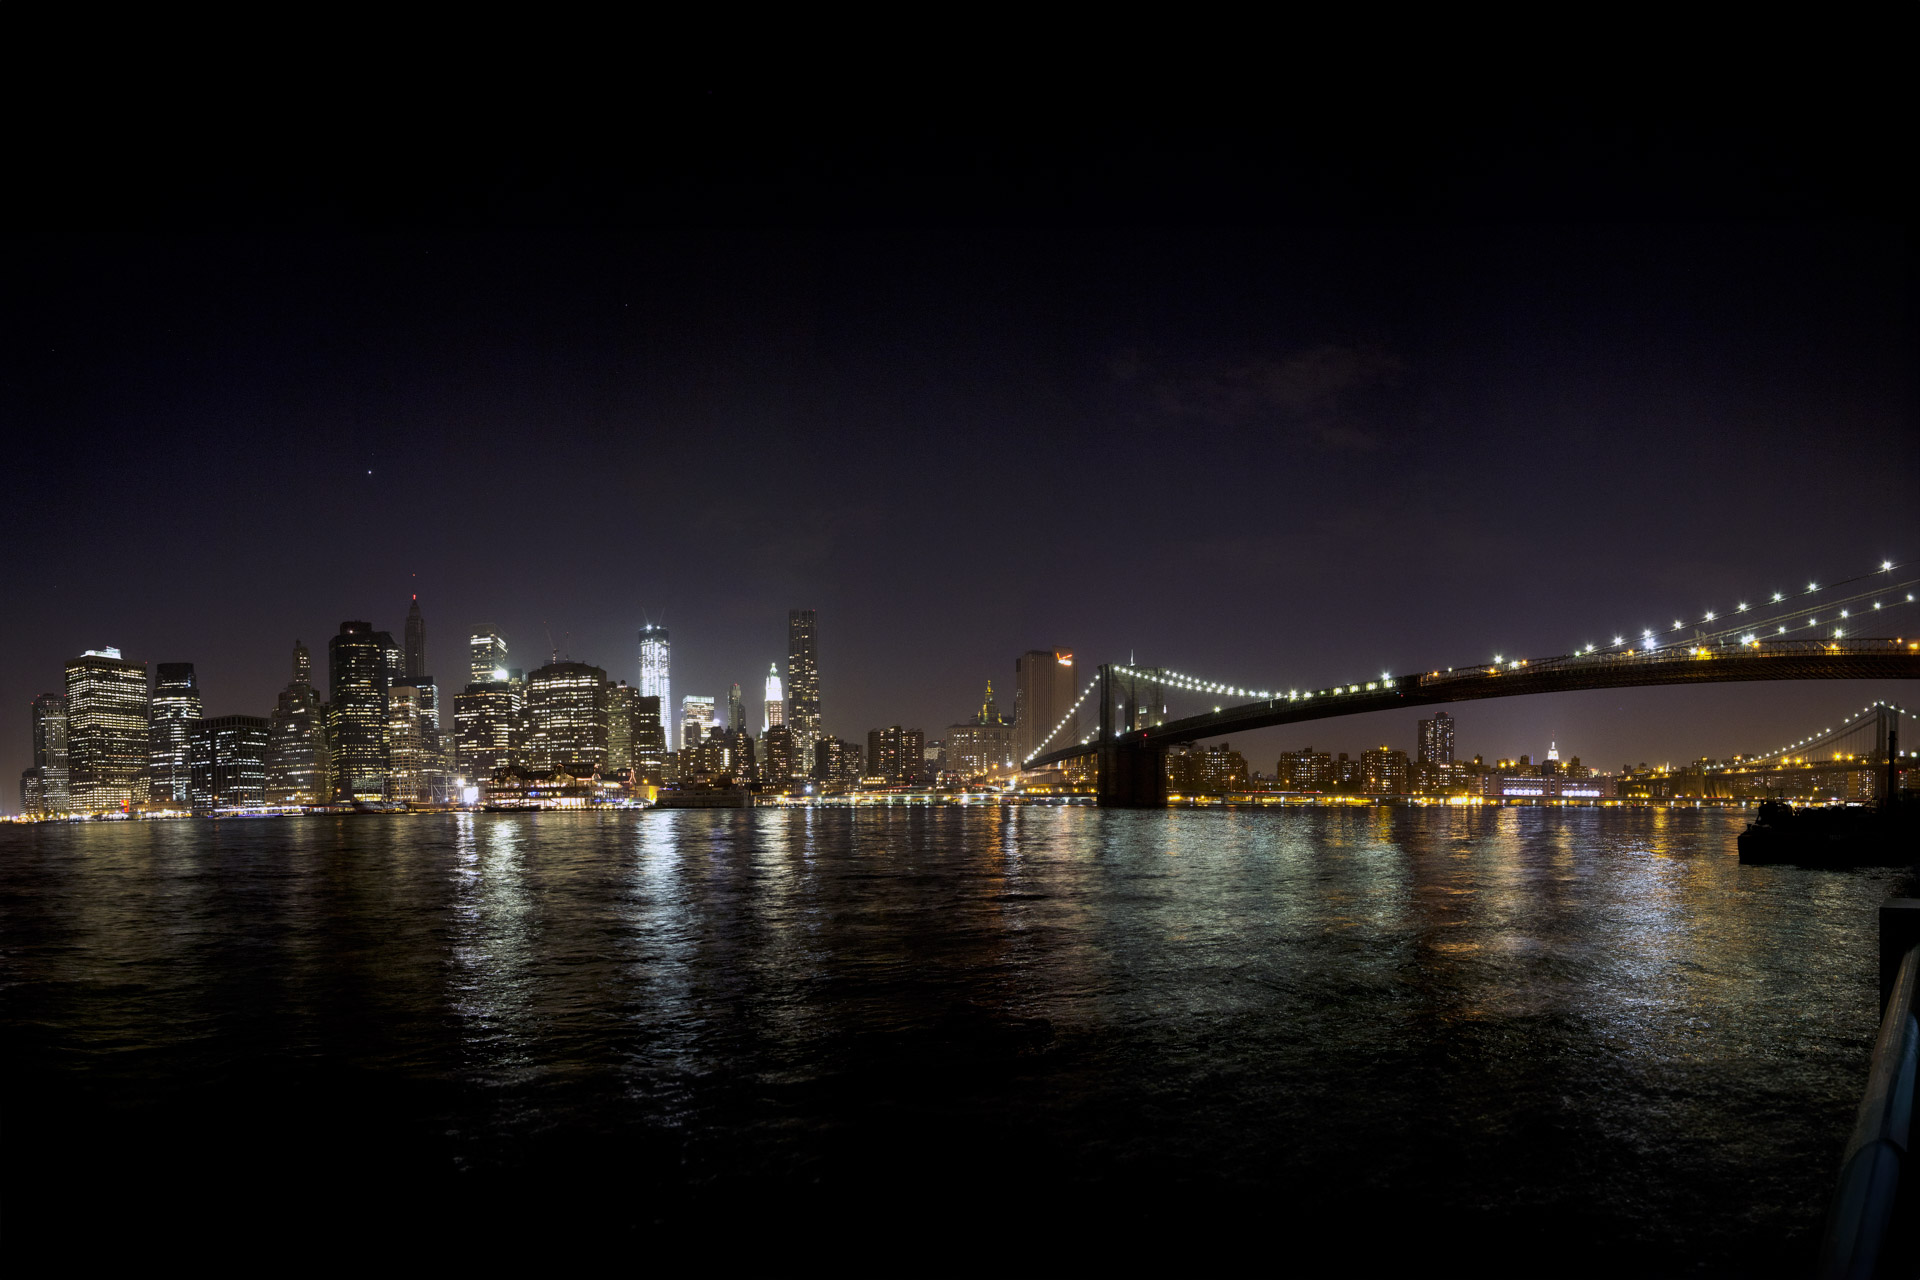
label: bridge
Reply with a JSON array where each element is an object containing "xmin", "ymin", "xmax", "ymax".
[{"xmin": 1024, "ymin": 563, "xmax": 1920, "ymax": 806}]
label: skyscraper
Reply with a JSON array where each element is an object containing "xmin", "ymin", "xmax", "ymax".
[
  {"xmin": 680, "ymin": 695, "xmax": 716, "ymax": 751},
  {"xmin": 786, "ymin": 610, "xmax": 821, "ymax": 768},
  {"xmin": 405, "ymin": 595, "xmax": 427, "ymax": 681},
  {"xmin": 1417, "ymin": 712, "xmax": 1456, "ymax": 791},
  {"xmin": 727, "ymin": 683, "xmax": 745, "ymax": 733},
  {"xmin": 189, "ymin": 716, "xmax": 270, "ymax": 815},
  {"xmin": 329, "ymin": 622, "xmax": 390, "ymax": 801},
  {"xmin": 148, "ymin": 663, "xmax": 201, "ymax": 806},
  {"xmin": 386, "ymin": 685, "xmax": 431, "ymax": 802},
  {"xmin": 525, "ymin": 661, "xmax": 608, "ymax": 775},
  {"xmin": 632, "ymin": 695, "xmax": 666, "ymax": 784},
  {"xmin": 638, "ymin": 623, "xmax": 670, "ymax": 738},
  {"xmin": 266, "ymin": 640, "xmax": 330, "ymax": 807},
  {"xmin": 470, "ymin": 626, "xmax": 509, "ymax": 686},
  {"xmin": 65, "ymin": 648, "xmax": 150, "ymax": 814},
  {"xmin": 454, "ymin": 680, "xmax": 524, "ymax": 783},
  {"xmin": 22, "ymin": 693, "xmax": 70, "ymax": 815},
  {"xmin": 1014, "ymin": 649, "xmax": 1077, "ymax": 765},
  {"xmin": 763, "ymin": 662, "xmax": 784, "ymax": 732}
]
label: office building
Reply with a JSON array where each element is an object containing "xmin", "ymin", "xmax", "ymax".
[
  {"xmin": 266, "ymin": 639, "xmax": 330, "ymax": 807},
  {"xmin": 147, "ymin": 663, "xmax": 201, "ymax": 806},
  {"xmin": 680, "ymin": 694, "xmax": 716, "ymax": 752},
  {"xmin": 1014, "ymin": 649, "xmax": 1077, "ymax": 764},
  {"xmin": 632, "ymin": 694, "xmax": 666, "ymax": 783},
  {"xmin": 454, "ymin": 679, "xmax": 524, "ymax": 783},
  {"xmin": 763, "ymin": 663, "xmax": 784, "ymax": 732},
  {"xmin": 727, "ymin": 683, "xmax": 745, "ymax": 733},
  {"xmin": 786, "ymin": 610, "xmax": 821, "ymax": 770},
  {"xmin": 607, "ymin": 681, "xmax": 639, "ymax": 774},
  {"xmin": 866, "ymin": 726, "xmax": 903, "ymax": 783},
  {"xmin": 470, "ymin": 626, "xmax": 509, "ymax": 686},
  {"xmin": 526, "ymin": 661, "xmax": 608, "ymax": 775},
  {"xmin": 65, "ymin": 648, "xmax": 150, "ymax": 814},
  {"xmin": 945, "ymin": 682, "xmax": 1016, "ymax": 780},
  {"xmin": 386, "ymin": 686, "xmax": 433, "ymax": 802},
  {"xmin": 761, "ymin": 724, "xmax": 797, "ymax": 789},
  {"xmin": 638, "ymin": 623, "xmax": 670, "ymax": 738},
  {"xmin": 404, "ymin": 595, "xmax": 427, "ymax": 680},
  {"xmin": 26, "ymin": 692, "xmax": 70, "ymax": 814},
  {"xmin": 329, "ymin": 622, "xmax": 390, "ymax": 801},
  {"xmin": 189, "ymin": 716, "xmax": 270, "ymax": 816}
]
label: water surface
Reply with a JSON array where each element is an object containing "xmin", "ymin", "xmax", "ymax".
[{"xmin": 0, "ymin": 807, "xmax": 1890, "ymax": 1270}]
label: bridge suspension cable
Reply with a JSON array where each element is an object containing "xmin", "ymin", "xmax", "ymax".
[
  {"xmin": 1023, "ymin": 676, "xmax": 1102, "ymax": 764},
  {"xmin": 1710, "ymin": 701, "xmax": 1913, "ymax": 773}
]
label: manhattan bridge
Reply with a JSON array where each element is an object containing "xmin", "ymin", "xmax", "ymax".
[{"xmin": 1023, "ymin": 561, "xmax": 1920, "ymax": 806}]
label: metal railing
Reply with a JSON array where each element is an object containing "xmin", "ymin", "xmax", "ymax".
[{"xmin": 1818, "ymin": 917, "xmax": 1920, "ymax": 1278}]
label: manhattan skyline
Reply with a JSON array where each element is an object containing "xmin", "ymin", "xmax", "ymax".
[{"xmin": 4, "ymin": 110, "xmax": 1913, "ymax": 795}]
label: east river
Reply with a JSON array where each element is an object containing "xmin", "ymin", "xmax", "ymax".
[{"xmin": 0, "ymin": 807, "xmax": 1897, "ymax": 1270}]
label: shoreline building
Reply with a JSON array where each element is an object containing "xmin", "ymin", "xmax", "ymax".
[
  {"xmin": 786, "ymin": 610, "xmax": 821, "ymax": 772},
  {"xmin": 1416, "ymin": 712, "xmax": 1456, "ymax": 791},
  {"xmin": 21, "ymin": 693, "xmax": 70, "ymax": 816},
  {"xmin": 638, "ymin": 623, "xmax": 670, "ymax": 743},
  {"xmin": 66, "ymin": 647, "xmax": 150, "ymax": 814},
  {"xmin": 763, "ymin": 662, "xmax": 784, "ymax": 733},
  {"xmin": 148, "ymin": 663, "xmax": 201, "ymax": 807},
  {"xmin": 1014, "ymin": 649, "xmax": 1077, "ymax": 765},
  {"xmin": 526, "ymin": 661, "xmax": 608, "ymax": 776},
  {"xmin": 329, "ymin": 622, "xmax": 390, "ymax": 802},
  {"xmin": 454, "ymin": 677, "xmax": 524, "ymax": 783},
  {"xmin": 189, "ymin": 716, "xmax": 270, "ymax": 815}
]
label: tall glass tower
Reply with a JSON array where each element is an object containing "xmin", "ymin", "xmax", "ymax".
[
  {"xmin": 148, "ymin": 663, "xmax": 202, "ymax": 805},
  {"xmin": 329, "ymin": 621, "xmax": 390, "ymax": 802},
  {"xmin": 469, "ymin": 626, "xmax": 508, "ymax": 685},
  {"xmin": 786, "ymin": 609, "xmax": 821, "ymax": 768},
  {"xmin": 638, "ymin": 623, "xmax": 670, "ymax": 741}
]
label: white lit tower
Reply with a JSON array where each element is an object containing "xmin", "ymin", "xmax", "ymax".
[
  {"xmin": 763, "ymin": 662, "xmax": 784, "ymax": 733},
  {"xmin": 638, "ymin": 623, "xmax": 670, "ymax": 741}
]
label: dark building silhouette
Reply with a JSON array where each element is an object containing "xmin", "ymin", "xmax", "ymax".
[
  {"xmin": 404, "ymin": 595, "xmax": 426, "ymax": 681},
  {"xmin": 23, "ymin": 692, "xmax": 70, "ymax": 815},
  {"xmin": 190, "ymin": 715, "xmax": 269, "ymax": 815}
]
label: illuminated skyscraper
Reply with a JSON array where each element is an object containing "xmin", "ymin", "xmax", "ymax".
[
  {"xmin": 1014, "ymin": 649, "xmax": 1076, "ymax": 765},
  {"xmin": 267, "ymin": 640, "xmax": 330, "ymax": 807},
  {"xmin": 148, "ymin": 663, "xmax": 201, "ymax": 806},
  {"xmin": 786, "ymin": 610, "xmax": 821, "ymax": 768},
  {"xmin": 632, "ymin": 695, "xmax": 666, "ymax": 783},
  {"xmin": 638, "ymin": 623, "xmax": 670, "ymax": 738},
  {"xmin": 470, "ymin": 626, "xmax": 508, "ymax": 686},
  {"xmin": 404, "ymin": 595, "xmax": 427, "ymax": 680},
  {"xmin": 680, "ymin": 694, "xmax": 716, "ymax": 751},
  {"xmin": 1417, "ymin": 712, "xmax": 1455, "ymax": 768},
  {"xmin": 22, "ymin": 693, "xmax": 70, "ymax": 815},
  {"xmin": 525, "ymin": 661, "xmax": 608, "ymax": 774},
  {"xmin": 65, "ymin": 648, "xmax": 150, "ymax": 814},
  {"xmin": 189, "ymin": 716, "xmax": 270, "ymax": 815},
  {"xmin": 386, "ymin": 685, "xmax": 431, "ymax": 802},
  {"xmin": 763, "ymin": 663, "xmax": 784, "ymax": 732},
  {"xmin": 454, "ymin": 680, "xmax": 524, "ymax": 782},
  {"xmin": 329, "ymin": 622, "xmax": 390, "ymax": 801}
]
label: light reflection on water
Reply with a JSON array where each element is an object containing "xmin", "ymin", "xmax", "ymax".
[{"xmin": 0, "ymin": 806, "xmax": 1897, "ymax": 1269}]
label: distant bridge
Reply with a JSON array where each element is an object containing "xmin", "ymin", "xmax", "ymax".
[{"xmin": 1025, "ymin": 604, "xmax": 1920, "ymax": 805}]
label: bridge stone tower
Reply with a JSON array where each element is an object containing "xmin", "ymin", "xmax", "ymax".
[{"xmin": 1096, "ymin": 663, "xmax": 1168, "ymax": 808}]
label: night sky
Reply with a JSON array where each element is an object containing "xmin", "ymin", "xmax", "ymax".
[{"xmin": 5, "ymin": 101, "xmax": 1912, "ymax": 802}]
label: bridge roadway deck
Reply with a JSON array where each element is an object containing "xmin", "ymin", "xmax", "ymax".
[{"xmin": 1026, "ymin": 639, "xmax": 1920, "ymax": 769}]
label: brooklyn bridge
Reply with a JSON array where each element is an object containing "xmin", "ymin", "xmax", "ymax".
[{"xmin": 1025, "ymin": 564, "xmax": 1920, "ymax": 806}]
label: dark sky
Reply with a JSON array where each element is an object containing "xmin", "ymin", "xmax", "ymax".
[{"xmin": 4, "ymin": 99, "xmax": 1913, "ymax": 802}]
